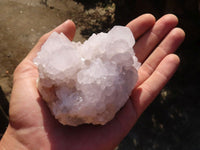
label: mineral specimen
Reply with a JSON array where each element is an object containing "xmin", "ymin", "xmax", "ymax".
[{"xmin": 34, "ymin": 26, "xmax": 140, "ymax": 126}]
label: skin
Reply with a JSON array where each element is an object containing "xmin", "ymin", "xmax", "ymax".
[{"xmin": 0, "ymin": 14, "xmax": 185, "ymax": 150}]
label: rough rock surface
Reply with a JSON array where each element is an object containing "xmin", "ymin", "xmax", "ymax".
[{"xmin": 34, "ymin": 26, "xmax": 140, "ymax": 126}]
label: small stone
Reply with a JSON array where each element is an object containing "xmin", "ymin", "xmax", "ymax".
[{"xmin": 34, "ymin": 26, "xmax": 140, "ymax": 126}]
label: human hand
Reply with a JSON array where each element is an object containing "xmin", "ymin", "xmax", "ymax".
[{"xmin": 0, "ymin": 14, "xmax": 185, "ymax": 150}]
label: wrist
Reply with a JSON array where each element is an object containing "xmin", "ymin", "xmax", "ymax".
[{"xmin": 0, "ymin": 125, "xmax": 27, "ymax": 150}]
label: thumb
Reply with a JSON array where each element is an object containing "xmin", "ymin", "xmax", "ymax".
[{"xmin": 26, "ymin": 20, "xmax": 76, "ymax": 61}]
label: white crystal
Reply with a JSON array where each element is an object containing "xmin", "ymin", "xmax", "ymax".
[{"xmin": 34, "ymin": 26, "xmax": 140, "ymax": 126}]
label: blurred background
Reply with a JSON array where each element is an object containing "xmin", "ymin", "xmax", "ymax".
[{"xmin": 0, "ymin": 0, "xmax": 200, "ymax": 149}]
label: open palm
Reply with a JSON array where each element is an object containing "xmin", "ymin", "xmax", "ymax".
[{"xmin": 1, "ymin": 14, "xmax": 185, "ymax": 150}]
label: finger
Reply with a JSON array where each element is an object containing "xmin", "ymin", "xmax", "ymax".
[
  {"xmin": 126, "ymin": 14, "xmax": 155, "ymax": 40},
  {"xmin": 132, "ymin": 54, "xmax": 180, "ymax": 117},
  {"xmin": 134, "ymin": 14, "xmax": 178, "ymax": 63},
  {"xmin": 26, "ymin": 20, "xmax": 76, "ymax": 61},
  {"xmin": 137, "ymin": 28, "xmax": 185, "ymax": 86}
]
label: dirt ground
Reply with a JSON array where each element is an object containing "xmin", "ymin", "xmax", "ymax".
[{"xmin": 0, "ymin": 0, "xmax": 115, "ymax": 100}]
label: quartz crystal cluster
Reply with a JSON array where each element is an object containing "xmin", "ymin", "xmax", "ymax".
[{"xmin": 34, "ymin": 26, "xmax": 140, "ymax": 126}]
